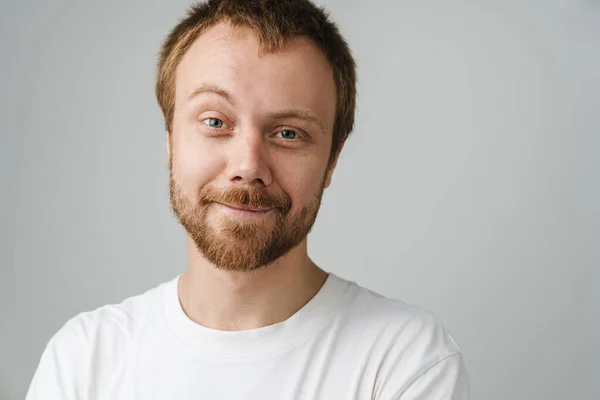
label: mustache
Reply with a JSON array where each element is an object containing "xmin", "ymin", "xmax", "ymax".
[{"xmin": 199, "ymin": 186, "xmax": 292, "ymax": 213}]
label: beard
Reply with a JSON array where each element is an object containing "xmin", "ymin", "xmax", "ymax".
[{"xmin": 169, "ymin": 166, "xmax": 326, "ymax": 272}]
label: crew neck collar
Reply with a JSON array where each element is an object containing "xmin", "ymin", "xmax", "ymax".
[{"xmin": 160, "ymin": 271, "xmax": 353, "ymax": 360}]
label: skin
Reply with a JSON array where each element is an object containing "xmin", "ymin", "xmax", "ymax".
[{"xmin": 168, "ymin": 22, "xmax": 342, "ymax": 331}]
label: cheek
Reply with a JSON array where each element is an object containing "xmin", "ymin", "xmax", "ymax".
[
  {"xmin": 274, "ymin": 156, "xmax": 328, "ymax": 208},
  {"xmin": 171, "ymin": 134, "xmax": 224, "ymax": 197}
]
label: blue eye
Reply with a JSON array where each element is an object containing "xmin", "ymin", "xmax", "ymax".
[
  {"xmin": 280, "ymin": 129, "xmax": 297, "ymax": 139},
  {"xmin": 204, "ymin": 118, "xmax": 224, "ymax": 128}
]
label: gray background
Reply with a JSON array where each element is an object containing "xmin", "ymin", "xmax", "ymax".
[{"xmin": 1, "ymin": 0, "xmax": 599, "ymax": 399}]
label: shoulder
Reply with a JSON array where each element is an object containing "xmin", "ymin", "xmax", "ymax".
[
  {"xmin": 26, "ymin": 278, "xmax": 175, "ymax": 399},
  {"xmin": 52, "ymin": 278, "xmax": 170, "ymax": 348},
  {"xmin": 331, "ymin": 275, "xmax": 468, "ymax": 398},
  {"xmin": 340, "ymin": 278, "xmax": 461, "ymax": 357}
]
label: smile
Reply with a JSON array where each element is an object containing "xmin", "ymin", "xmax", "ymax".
[{"xmin": 216, "ymin": 202, "xmax": 275, "ymax": 218}]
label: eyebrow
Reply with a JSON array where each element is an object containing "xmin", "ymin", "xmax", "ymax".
[
  {"xmin": 266, "ymin": 110, "xmax": 327, "ymax": 133},
  {"xmin": 186, "ymin": 83, "xmax": 236, "ymax": 105}
]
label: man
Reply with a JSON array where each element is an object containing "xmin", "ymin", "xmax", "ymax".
[{"xmin": 26, "ymin": 0, "xmax": 469, "ymax": 398}]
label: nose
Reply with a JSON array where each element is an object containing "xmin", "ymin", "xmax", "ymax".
[{"xmin": 226, "ymin": 129, "xmax": 272, "ymax": 187}]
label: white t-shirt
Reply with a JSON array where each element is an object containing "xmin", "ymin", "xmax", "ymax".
[{"xmin": 26, "ymin": 273, "xmax": 469, "ymax": 399}]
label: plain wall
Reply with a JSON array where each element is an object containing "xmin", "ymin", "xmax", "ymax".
[{"xmin": 1, "ymin": 0, "xmax": 599, "ymax": 399}]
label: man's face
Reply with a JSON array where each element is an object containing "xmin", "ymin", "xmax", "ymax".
[{"xmin": 168, "ymin": 22, "xmax": 338, "ymax": 272}]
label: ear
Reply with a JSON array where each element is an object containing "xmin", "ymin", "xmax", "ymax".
[{"xmin": 324, "ymin": 145, "xmax": 344, "ymax": 189}]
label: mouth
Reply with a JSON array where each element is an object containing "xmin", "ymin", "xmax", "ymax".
[
  {"xmin": 218, "ymin": 202, "xmax": 274, "ymax": 212},
  {"xmin": 214, "ymin": 202, "xmax": 276, "ymax": 219}
]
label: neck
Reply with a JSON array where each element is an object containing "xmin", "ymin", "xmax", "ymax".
[{"xmin": 178, "ymin": 235, "xmax": 328, "ymax": 331}]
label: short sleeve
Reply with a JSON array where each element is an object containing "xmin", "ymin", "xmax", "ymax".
[
  {"xmin": 25, "ymin": 316, "xmax": 90, "ymax": 400},
  {"xmin": 398, "ymin": 352, "xmax": 469, "ymax": 399}
]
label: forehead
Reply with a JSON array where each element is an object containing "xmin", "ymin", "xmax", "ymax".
[{"xmin": 174, "ymin": 22, "xmax": 336, "ymax": 122}]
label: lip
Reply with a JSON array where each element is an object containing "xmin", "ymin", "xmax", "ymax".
[
  {"xmin": 216, "ymin": 203, "xmax": 274, "ymax": 220},
  {"xmin": 218, "ymin": 203, "xmax": 273, "ymax": 212}
]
